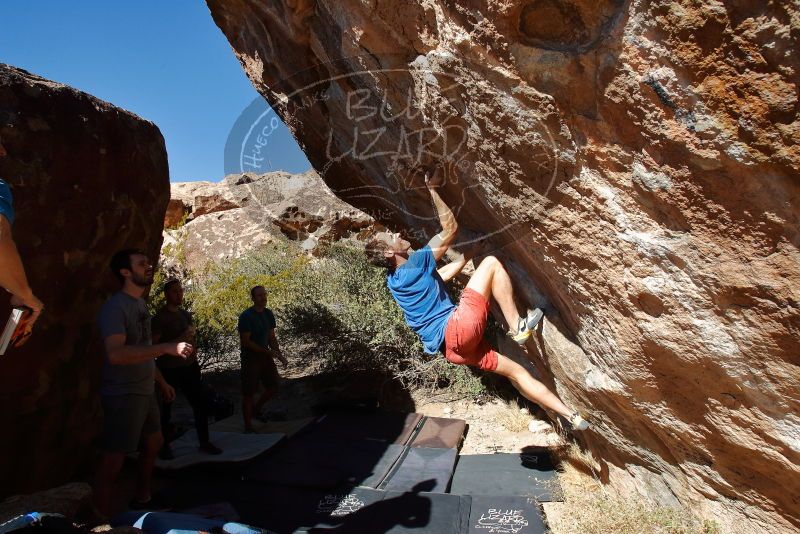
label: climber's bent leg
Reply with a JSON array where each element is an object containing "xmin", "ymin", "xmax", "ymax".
[
  {"xmin": 491, "ymin": 353, "xmax": 574, "ymax": 419},
  {"xmin": 465, "ymin": 255, "xmax": 521, "ymax": 329}
]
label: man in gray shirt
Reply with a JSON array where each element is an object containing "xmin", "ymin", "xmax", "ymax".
[{"xmin": 93, "ymin": 248, "xmax": 192, "ymax": 516}]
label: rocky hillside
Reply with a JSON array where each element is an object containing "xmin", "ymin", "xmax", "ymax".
[
  {"xmin": 0, "ymin": 64, "xmax": 169, "ymax": 496},
  {"xmin": 164, "ymin": 170, "xmax": 377, "ymax": 272},
  {"xmin": 206, "ymin": 1, "xmax": 800, "ymax": 531}
]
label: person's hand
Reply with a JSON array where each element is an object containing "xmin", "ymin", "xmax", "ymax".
[
  {"xmin": 10, "ymin": 292, "xmax": 44, "ymax": 335},
  {"xmin": 167, "ymin": 341, "xmax": 194, "ymax": 359},
  {"xmin": 159, "ymin": 381, "xmax": 176, "ymax": 403},
  {"xmin": 424, "ymin": 167, "xmax": 444, "ymax": 190}
]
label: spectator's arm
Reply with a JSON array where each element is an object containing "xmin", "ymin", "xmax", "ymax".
[
  {"xmin": 154, "ymin": 367, "xmax": 175, "ymax": 402},
  {"xmin": 239, "ymin": 331, "xmax": 272, "ymax": 357},
  {"xmin": 105, "ymin": 333, "xmax": 191, "ymax": 365},
  {"xmin": 0, "ymin": 216, "xmax": 43, "ymax": 321},
  {"xmin": 268, "ymin": 328, "xmax": 287, "ymax": 368}
]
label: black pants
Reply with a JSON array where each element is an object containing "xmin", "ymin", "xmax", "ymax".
[{"xmin": 159, "ymin": 362, "xmax": 210, "ymax": 444}]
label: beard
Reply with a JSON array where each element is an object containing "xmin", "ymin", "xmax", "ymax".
[{"xmin": 131, "ymin": 271, "xmax": 154, "ymax": 288}]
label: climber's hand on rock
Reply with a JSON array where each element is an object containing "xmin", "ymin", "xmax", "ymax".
[{"xmin": 424, "ymin": 166, "xmax": 445, "ymax": 190}]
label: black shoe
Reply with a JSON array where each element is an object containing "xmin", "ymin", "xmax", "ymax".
[{"xmin": 199, "ymin": 442, "xmax": 223, "ymax": 455}]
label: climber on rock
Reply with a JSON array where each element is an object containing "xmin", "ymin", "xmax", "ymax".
[{"xmin": 365, "ymin": 165, "xmax": 589, "ymax": 431}]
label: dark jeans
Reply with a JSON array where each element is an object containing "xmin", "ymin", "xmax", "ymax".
[{"xmin": 159, "ymin": 362, "xmax": 210, "ymax": 444}]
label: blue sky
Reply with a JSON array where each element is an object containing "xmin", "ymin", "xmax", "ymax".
[{"xmin": 0, "ymin": 1, "xmax": 310, "ymax": 182}]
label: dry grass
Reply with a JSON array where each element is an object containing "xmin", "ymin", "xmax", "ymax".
[
  {"xmin": 545, "ymin": 445, "xmax": 721, "ymax": 534},
  {"xmin": 496, "ymin": 401, "xmax": 534, "ymax": 432}
]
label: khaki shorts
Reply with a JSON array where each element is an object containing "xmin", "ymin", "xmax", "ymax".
[
  {"xmin": 101, "ymin": 393, "xmax": 160, "ymax": 453},
  {"xmin": 241, "ymin": 355, "xmax": 280, "ymax": 395}
]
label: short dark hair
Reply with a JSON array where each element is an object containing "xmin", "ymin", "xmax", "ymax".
[
  {"xmin": 250, "ymin": 285, "xmax": 266, "ymax": 298},
  {"xmin": 110, "ymin": 248, "xmax": 146, "ymax": 284},
  {"xmin": 364, "ymin": 237, "xmax": 393, "ymax": 270},
  {"xmin": 163, "ymin": 279, "xmax": 181, "ymax": 294}
]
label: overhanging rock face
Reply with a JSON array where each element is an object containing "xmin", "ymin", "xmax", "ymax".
[
  {"xmin": 0, "ymin": 64, "xmax": 169, "ymax": 495},
  {"xmin": 205, "ymin": 1, "xmax": 799, "ymax": 530}
]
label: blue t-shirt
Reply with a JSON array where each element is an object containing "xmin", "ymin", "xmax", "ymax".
[
  {"xmin": 387, "ymin": 246, "xmax": 456, "ymax": 354},
  {"xmin": 0, "ymin": 179, "xmax": 14, "ymax": 225},
  {"xmin": 238, "ymin": 307, "xmax": 276, "ymax": 360}
]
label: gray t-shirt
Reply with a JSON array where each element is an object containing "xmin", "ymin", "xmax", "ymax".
[{"xmin": 98, "ymin": 291, "xmax": 154, "ymax": 396}]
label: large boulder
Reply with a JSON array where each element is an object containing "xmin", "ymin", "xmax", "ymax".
[
  {"xmin": 0, "ymin": 64, "xmax": 169, "ymax": 496},
  {"xmin": 164, "ymin": 171, "xmax": 376, "ymax": 272},
  {"xmin": 206, "ymin": 1, "xmax": 800, "ymax": 531}
]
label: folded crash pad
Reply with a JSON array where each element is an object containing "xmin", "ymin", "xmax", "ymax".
[
  {"xmin": 410, "ymin": 417, "xmax": 467, "ymax": 449},
  {"xmin": 448, "ymin": 451, "xmax": 563, "ymax": 502},
  {"xmin": 155, "ymin": 430, "xmax": 284, "ymax": 470},
  {"xmin": 467, "ymin": 496, "xmax": 547, "ymax": 534},
  {"xmin": 381, "ymin": 447, "xmax": 458, "ymax": 493},
  {"xmin": 244, "ymin": 438, "xmax": 406, "ymax": 488}
]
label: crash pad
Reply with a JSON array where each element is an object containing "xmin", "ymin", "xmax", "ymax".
[
  {"xmin": 381, "ymin": 447, "xmax": 458, "ymax": 493},
  {"xmin": 448, "ymin": 451, "xmax": 563, "ymax": 502},
  {"xmin": 244, "ymin": 438, "xmax": 406, "ymax": 488},
  {"xmin": 301, "ymin": 410, "xmax": 424, "ymax": 446},
  {"xmin": 210, "ymin": 415, "xmax": 314, "ymax": 437},
  {"xmin": 409, "ymin": 417, "xmax": 467, "ymax": 449},
  {"xmin": 154, "ymin": 430, "xmax": 283, "ymax": 470},
  {"xmin": 467, "ymin": 496, "xmax": 547, "ymax": 534}
]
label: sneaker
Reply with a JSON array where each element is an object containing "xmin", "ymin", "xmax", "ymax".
[
  {"xmin": 199, "ymin": 442, "xmax": 223, "ymax": 455},
  {"xmin": 510, "ymin": 308, "xmax": 544, "ymax": 344},
  {"xmin": 569, "ymin": 412, "xmax": 590, "ymax": 431}
]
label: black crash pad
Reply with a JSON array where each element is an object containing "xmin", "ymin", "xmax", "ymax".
[
  {"xmin": 315, "ymin": 490, "xmax": 471, "ymax": 534},
  {"xmin": 448, "ymin": 451, "xmax": 563, "ymax": 502},
  {"xmin": 245, "ymin": 438, "xmax": 406, "ymax": 488},
  {"xmin": 467, "ymin": 496, "xmax": 547, "ymax": 534},
  {"xmin": 301, "ymin": 410, "xmax": 424, "ymax": 445},
  {"xmin": 156, "ymin": 480, "xmax": 385, "ymax": 532},
  {"xmin": 381, "ymin": 447, "xmax": 458, "ymax": 493}
]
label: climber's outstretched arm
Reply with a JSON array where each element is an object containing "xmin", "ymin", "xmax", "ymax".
[{"xmin": 425, "ymin": 169, "xmax": 457, "ymax": 261}]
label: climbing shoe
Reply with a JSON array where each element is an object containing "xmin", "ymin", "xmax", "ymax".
[
  {"xmin": 511, "ymin": 308, "xmax": 544, "ymax": 344},
  {"xmin": 569, "ymin": 412, "xmax": 590, "ymax": 431}
]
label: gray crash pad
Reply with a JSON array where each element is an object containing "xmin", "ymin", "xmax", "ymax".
[
  {"xmin": 448, "ymin": 451, "xmax": 563, "ymax": 502},
  {"xmin": 381, "ymin": 447, "xmax": 458, "ymax": 493}
]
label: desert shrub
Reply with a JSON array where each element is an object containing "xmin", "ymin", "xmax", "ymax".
[{"xmin": 152, "ymin": 238, "xmax": 486, "ymax": 397}]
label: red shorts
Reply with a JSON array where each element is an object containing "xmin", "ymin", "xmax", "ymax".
[{"xmin": 443, "ymin": 288, "xmax": 498, "ymax": 371}]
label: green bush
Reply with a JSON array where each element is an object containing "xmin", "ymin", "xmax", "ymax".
[{"xmin": 153, "ymin": 239, "xmax": 486, "ymax": 398}]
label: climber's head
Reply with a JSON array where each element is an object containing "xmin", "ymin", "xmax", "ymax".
[{"xmin": 365, "ymin": 231, "xmax": 411, "ymax": 270}]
